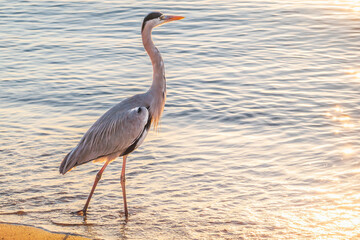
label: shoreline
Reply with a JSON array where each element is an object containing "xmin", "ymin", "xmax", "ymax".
[{"xmin": 0, "ymin": 222, "xmax": 91, "ymax": 240}]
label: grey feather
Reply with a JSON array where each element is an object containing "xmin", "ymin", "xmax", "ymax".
[{"xmin": 59, "ymin": 94, "xmax": 151, "ymax": 174}]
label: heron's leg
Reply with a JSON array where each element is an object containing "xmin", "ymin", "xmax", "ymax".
[
  {"xmin": 76, "ymin": 159, "xmax": 111, "ymax": 216},
  {"xmin": 121, "ymin": 155, "xmax": 128, "ymax": 218}
]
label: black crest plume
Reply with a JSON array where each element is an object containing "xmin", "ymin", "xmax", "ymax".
[{"xmin": 142, "ymin": 12, "xmax": 163, "ymax": 32}]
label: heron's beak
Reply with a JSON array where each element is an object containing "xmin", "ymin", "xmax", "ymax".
[{"xmin": 163, "ymin": 15, "xmax": 185, "ymax": 22}]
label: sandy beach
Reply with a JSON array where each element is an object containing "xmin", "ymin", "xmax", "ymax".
[{"xmin": 0, "ymin": 223, "xmax": 90, "ymax": 240}]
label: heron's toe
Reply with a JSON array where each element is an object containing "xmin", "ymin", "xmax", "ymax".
[{"xmin": 73, "ymin": 209, "xmax": 86, "ymax": 216}]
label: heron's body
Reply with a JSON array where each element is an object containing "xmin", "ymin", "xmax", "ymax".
[
  {"xmin": 60, "ymin": 91, "xmax": 157, "ymax": 173},
  {"xmin": 59, "ymin": 12, "xmax": 184, "ymax": 217}
]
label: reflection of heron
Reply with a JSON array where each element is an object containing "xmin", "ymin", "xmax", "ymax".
[{"xmin": 59, "ymin": 12, "xmax": 184, "ymax": 218}]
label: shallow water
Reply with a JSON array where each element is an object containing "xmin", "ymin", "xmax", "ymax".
[{"xmin": 1, "ymin": 0, "xmax": 360, "ymax": 239}]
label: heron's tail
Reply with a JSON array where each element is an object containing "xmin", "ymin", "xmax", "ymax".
[{"xmin": 59, "ymin": 148, "xmax": 77, "ymax": 174}]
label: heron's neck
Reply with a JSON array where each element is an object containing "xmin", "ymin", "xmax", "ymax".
[
  {"xmin": 142, "ymin": 27, "xmax": 166, "ymax": 128},
  {"xmin": 142, "ymin": 28, "xmax": 166, "ymax": 95}
]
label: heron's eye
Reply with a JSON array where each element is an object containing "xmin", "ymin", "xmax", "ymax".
[{"xmin": 160, "ymin": 15, "xmax": 165, "ymax": 20}]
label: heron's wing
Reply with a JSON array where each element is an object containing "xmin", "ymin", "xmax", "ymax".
[{"xmin": 60, "ymin": 106, "xmax": 150, "ymax": 174}]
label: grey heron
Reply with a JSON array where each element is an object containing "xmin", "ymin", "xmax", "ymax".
[{"xmin": 59, "ymin": 12, "xmax": 184, "ymax": 218}]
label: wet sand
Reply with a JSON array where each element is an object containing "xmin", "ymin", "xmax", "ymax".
[{"xmin": 0, "ymin": 223, "xmax": 90, "ymax": 240}]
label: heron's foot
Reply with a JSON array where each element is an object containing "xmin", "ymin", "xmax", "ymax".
[
  {"xmin": 120, "ymin": 211, "xmax": 129, "ymax": 220},
  {"xmin": 73, "ymin": 209, "xmax": 87, "ymax": 216}
]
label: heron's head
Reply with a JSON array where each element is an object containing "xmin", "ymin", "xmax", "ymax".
[{"xmin": 141, "ymin": 12, "xmax": 184, "ymax": 33}]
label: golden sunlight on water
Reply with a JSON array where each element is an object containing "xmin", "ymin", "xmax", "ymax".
[
  {"xmin": 344, "ymin": 69, "xmax": 360, "ymax": 81},
  {"xmin": 326, "ymin": 105, "xmax": 359, "ymax": 155},
  {"xmin": 333, "ymin": 0, "xmax": 360, "ymax": 11},
  {"xmin": 321, "ymin": 103, "xmax": 360, "ymax": 237}
]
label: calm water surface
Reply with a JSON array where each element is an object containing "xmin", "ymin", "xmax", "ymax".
[{"xmin": 1, "ymin": 0, "xmax": 360, "ymax": 239}]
